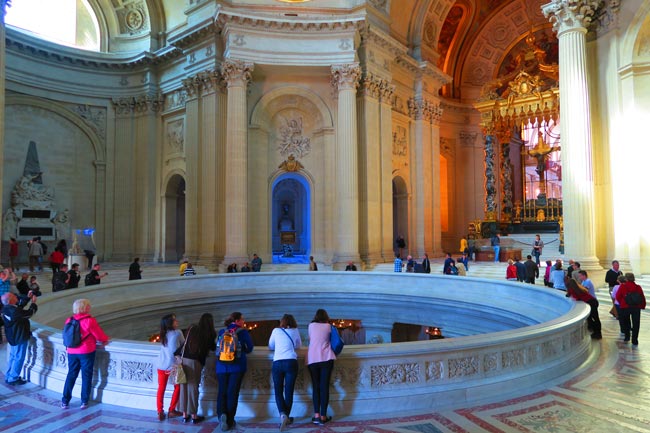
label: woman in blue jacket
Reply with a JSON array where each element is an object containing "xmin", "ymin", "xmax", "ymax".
[{"xmin": 216, "ymin": 312, "xmax": 253, "ymax": 431}]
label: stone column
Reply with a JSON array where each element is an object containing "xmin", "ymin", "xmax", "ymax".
[
  {"xmin": 543, "ymin": 0, "xmax": 600, "ymax": 269},
  {"xmin": 182, "ymin": 79, "xmax": 201, "ymax": 261},
  {"xmin": 379, "ymin": 85, "xmax": 395, "ymax": 262},
  {"xmin": 408, "ymin": 96, "xmax": 427, "ymax": 258},
  {"xmin": 357, "ymin": 73, "xmax": 385, "ymax": 266},
  {"xmin": 430, "ymin": 108, "xmax": 443, "ymax": 256},
  {"xmin": 331, "ymin": 64, "xmax": 361, "ymax": 265},
  {"xmin": 0, "ymin": 1, "xmax": 9, "ymax": 237},
  {"xmin": 221, "ymin": 59, "xmax": 253, "ymax": 265}
]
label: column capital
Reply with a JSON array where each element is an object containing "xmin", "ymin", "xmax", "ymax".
[
  {"xmin": 542, "ymin": 0, "xmax": 601, "ymax": 35},
  {"xmin": 331, "ymin": 63, "xmax": 361, "ymax": 92},
  {"xmin": 220, "ymin": 59, "xmax": 254, "ymax": 88}
]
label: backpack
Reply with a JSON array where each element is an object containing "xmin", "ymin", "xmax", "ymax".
[
  {"xmin": 625, "ymin": 292, "xmax": 643, "ymax": 307},
  {"xmin": 63, "ymin": 316, "xmax": 86, "ymax": 348},
  {"xmin": 84, "ymin": 272, "xmax": 97, "ymax": 286},
  {"xmin": 450, "ymin": 265, "xmax": 459, "ymax": 275},
  {"xmin": 217, "ymin": 327, "xmax": 243, "ymax": 363}
]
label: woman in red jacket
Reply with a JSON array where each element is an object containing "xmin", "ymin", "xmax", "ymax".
[
  {"xmin": 565, "ymin": 278, "xmax": 602, "ymax": 339},
  {"xmin": 506, "ymin": 259, "xmax": 517, "ymax": 281},
  {"xmin": 615, "ymin": 273, "xmax": 646, "ymax": 346},
  {"xmin": 61, "ymin": 299, "xmax": 110, "ymax": 409}
]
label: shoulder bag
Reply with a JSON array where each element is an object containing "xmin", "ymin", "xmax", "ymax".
[
  {"xmin": 330, "ymin": 325, "xmax": 344, "ymax": 355},
  {"xmin": 171, "ymin": 327, "xmax": 191, "ymax": 385}
]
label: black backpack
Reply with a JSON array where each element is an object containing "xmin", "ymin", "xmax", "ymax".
[
  {"xmin": 63, "ymin": 317, "xmax": 86, "ymax": 348},
  {"xmin": 84, "ymin": 272, "xmax": 97, "ymax": 286}
]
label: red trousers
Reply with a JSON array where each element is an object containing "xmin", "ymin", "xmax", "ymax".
[{"xmin": 157, "ymin": 369, "xmax": 180, "ymax": 413}]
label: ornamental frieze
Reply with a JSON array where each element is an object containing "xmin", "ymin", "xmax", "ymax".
[
  {"xmin": 425, "ymin": 360, "xmax": 443, "ymax": 381},
  {"xmin": 333, "ymin": 365, "xmax": 364, "ymax": 387},
  {"xmin": 483, "ymin": 353, "xmax": 498, "ymax": 372},
  {"xmin": 112, "ymin": 93, "xmax": 164, "ymax": 116},
  {"xmin": 370, "ymin": 363, "xmax": 419, "ymax": 387},
  {"xmin": 249, "ymin": 368, "xmax": 273, "ymax": 390},
  {"xmin": 502, "ymin": 349, "xmax": 525, "ymax": 369},
  {"xmin": 448, "ymin": 356, "xmax": 479, "ymax": 378},
  {"xmin": 120, "ymin": 360, "xmax": 153, "ymax": 382}
]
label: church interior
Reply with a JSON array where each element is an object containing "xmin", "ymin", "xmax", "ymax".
[
  {"xmin": 1, "ymin": 2, "xmax": 650, "ymax": 432},
  {"xmin": 1, "ymin": 0, "xmax": 648, "ymax": 273}
]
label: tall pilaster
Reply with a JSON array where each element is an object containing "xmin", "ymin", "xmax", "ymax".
[
  {"xmin": 221, "ymin": 59, "xmax": 253, "ymax": 265},
  {"xmin": 543, "ymin": 0, "xmax": 600, "ymax": 269},
  {"xmin": 0, "ymin": 1, "xmax": 9, "ymax": 237},
  {"xmin": 358, "ymin": 73, "xmax": 390, "ymax": 265},
  {"xmin": 331, "ymin": 64, "xmax": 361, "ymax": 265},
  {"xmin": 379, "ymin": 85, "xmax": 395, "ymax": 262},
  {"xmin": 430, "ymin": 107, "xmax": 443, "ymax": 257},
  {"xmin": 408, "ymin": 96, "xmax": 427, "ymax": 258},
  {"xmin": 181, "ymin": 79, "xmax": 201, "ymax": 261}
]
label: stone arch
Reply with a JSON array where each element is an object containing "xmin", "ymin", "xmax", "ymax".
[
  {"xmin": 269, "ymin": 172, "xmax": 313, "ymax": 258},
  {"xmin": 5, "ymin": 94, "xmax": 105, "ymax": 161},
  {"xmin": 250, "ymin": 86, "xmax": 333, "ymax": 129},
  {"xmin": 162, "ymin": 172, "xmax": 186, "ymax": 262},
  {"xmin": 620, "ymin": 0, "xmax": 650, "ymax": 64},
  {"xmin": 392, "ymin": 174, "xmax": 409, "ymax": 255}
]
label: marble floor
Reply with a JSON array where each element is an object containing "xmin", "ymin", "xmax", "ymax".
[{"xmin": 1, "ymin": 261, "xmax": 649, "ymax": 433}]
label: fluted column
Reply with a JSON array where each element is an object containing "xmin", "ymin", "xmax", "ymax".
[
  {"xmin": 0, "ymin": 1, "xmax": 9, "ymax": 237},
  {"xmin": 331, "ymin": 64, "xmax": 361, "ymax": 265},
  {"xmin": 430, "ymin": 111, "xmax": 443, "ymax": 257},
  {"xmin": 543, "ymin": 0, "xmax": 600, "ymax": 269},
  {"xmin": 379, "ymin": 87, "xmax": 395, "ymax": 262},
  {"xmin": 221, "ymin": 60, "xmax": 253, "ymax": 265}
]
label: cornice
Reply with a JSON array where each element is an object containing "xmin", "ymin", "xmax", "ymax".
[
  {"xmin": 215, "ymin": 6, "xmax": 366, "ymax": 34},
  {"xmin": 5, "ymin": 28, "xmax": 183, "ymax": 71},
  {"xmin": 359, "ymin": 24, "xmax": 407, "ymax": 59},
  {"xmin": 166, "ymin": 20, "xmax": 217, "ymax": 50}
]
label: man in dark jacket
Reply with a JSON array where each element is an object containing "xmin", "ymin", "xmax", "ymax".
[
  {"xmin": 1, "ymin": 292, "xmax": 38, "ymax": 385},
  {"xmin": 515, "ymin": 258, "xmax": 526, "ymax": 282},
  {"xmin": 524, "ymin": 255, "xmax": 539, "ymax": 284}
]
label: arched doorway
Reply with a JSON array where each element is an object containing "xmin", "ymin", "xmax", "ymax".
[
  {"xmin": 164, "ymin": 174, "xmax": 185, "ymax": 262},
  {"xmin": 392, "ymin": 176, "xmax": 408, "ymax": 255},
  {"xmin": 271, "ymin": 174, "xmax": 310, "ymax": 262}
]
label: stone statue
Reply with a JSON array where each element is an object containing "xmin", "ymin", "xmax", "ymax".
[
  {"xmin": 11, "ymin": 173, "xmax": 55, "ymax": 206},
  {"xmin": 52, "ymin": 209, "xmax": 71, "ymax": 240},
  {"xmin": 2, "ymin": 208, "xmax": 19, "ymax": 240}
]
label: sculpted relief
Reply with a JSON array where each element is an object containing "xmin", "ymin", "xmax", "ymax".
[{"xmin": 166, "ymin": 119, "xmax": 185, "ymax": 154}]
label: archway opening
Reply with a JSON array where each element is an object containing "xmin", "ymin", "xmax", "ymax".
[
  {"xmin": 392, "ymin": 176, "xmax": 408, "ymax": 257},
  {"xmin": 164, "ymin": 175, "xmax": 185, "ymax": 262},
  {"xmin": 271, "ymin": 173, "xmax": 311, "ymax": 263}
]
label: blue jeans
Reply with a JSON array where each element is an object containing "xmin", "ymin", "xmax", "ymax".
[
  {"xmin": 272, "ymin": 359, "xmax": 298, "ymax": 416},
  {"xmin": 533, "ymin": 251, "xmax": 541, "ymax": 265},
  {"xmin": 62, "ymin": 352, "xmax": 96, "ymax": 405},
  {"xmin": 6, "ymin": 340, "xmax": 29, "ymax": 382},
  {"xmin": 308, "ymin": 360, "xmax": 334, "ymax": 415},
  {"xmin": 493, "ymin": 246, "xmax": 500, "ymax": 262},
  {"xmin": 217, "ymin": 371, "xmax": 244, "ymax": 428}
]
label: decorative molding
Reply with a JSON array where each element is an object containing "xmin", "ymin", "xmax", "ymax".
[
  {"xmin": 120, "ymin": 360, "xmax": 154, "ymax": 382},
  {"xmin": 594, "ymin": 0, "xmax": 620, "ymax": 36},
  {"xmin": 502, "ymin": 349, "xmax": 525, "ymax": 368},
  {"xmin": 370, "ymin": 363, "xmax": 419, "ymax": 387},
  {"xmin": 425, "ymin": 360, "xmax": 443, "ymax": 381},
  {"xmin": 333, "ymin": 365, "xmax": 364, "ymax": 387},
  {"xmin": 331, "ymin": 63, "xmax": 361, "ymax": 92},
  {"xmin": 216, "ymin": 8, "xmax": 365, "ymax": 34},
  {"xmin": 164, "ymin": 89, "xmax": 188, "ymax": 112},
  {"xmin": 111, "ymin": 93, "xmax": 164, "ymax": 115},
  {"xmin": 459, "ymin": 131, "xmax": 479, "ymax": 147},
  {"xmin": 368, "ymin": 0, "xmax": 388, "ymax": 14},
  {"xmin": 359, "ymin": 24, "xmax": 406, "ymax": 58},
  {"xmin": 542, "ymin": 0, "xmax": 601, "ymax": 34},
  {"xmin": 70, "ymin": 105, "xmax": 107, "ymax": 143},
  {"xmin": 166, "ymin": 119, "xmax": 185, "ymax": 154},
  {"xmin": 391, "ymin": 94, "xmax": 408, "ymax": 115},
  {"xmin": 392, "ymin": 125, "xmax": 408, "ymax": 157},
  {"xmin": 249, "ymin": 368, "xmax": 272, "ymax": 389},
  {"xmin": 117, "ymin": 1, "xmax": 149, "ymax": 35},
  {"xmin": 483, "ymin": 353, "xmax": 498, "ymax": 372},
  {"xmin": 277, "ymin": 117, "xmax": 311, "ymax": 158},
  {"xmin": 408, "ymin": 97, "xmax": 443, "ymax": 122},
  {"xmin": 360, "ymin": 72, "xmax": 392, "ymax": 100},
  {"xmin": 448, "ymin": 356, "xmax": 479, "ymax": 378},
  {"xmin": 220, "ymin": 59, "xmax": 254, "ymax": 87}
]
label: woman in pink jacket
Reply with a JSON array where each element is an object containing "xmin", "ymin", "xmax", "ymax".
[
  {"xmin": 306, "ymin": 309, "xmax": 337, "ymax": 426},
  {"xmin": 61, "ymin": 298, "xmax": 110, "ymax": 409}
]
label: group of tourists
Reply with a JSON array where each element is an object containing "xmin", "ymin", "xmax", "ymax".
[{"xmin": 156, "ymin": 308, "xmax": 340, "ymax": 431}]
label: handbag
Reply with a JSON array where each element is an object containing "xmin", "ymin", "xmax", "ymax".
[
  {"xmin": 171, "ymin": 327, "xmax": 192, "ymax": 385},
  {"xmin": 330, "ymin": 325, "xmax": 344, "ymax": 355}
]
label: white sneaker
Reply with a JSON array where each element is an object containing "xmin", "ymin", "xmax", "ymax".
[{"xmin": 280, "ymin": 414, "xmax": 289, "ymax": 432}]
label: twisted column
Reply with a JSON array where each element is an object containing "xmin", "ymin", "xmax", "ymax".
[
  {"xmin": 331, "ymin": 64, "xmax": 361, "ymax": 265},
  {"xmin": 543, "ymin": 0, "xmax": 600, "ymax": 268}
]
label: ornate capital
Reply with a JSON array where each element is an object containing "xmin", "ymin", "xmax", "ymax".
[
  {"xmin": 408, "ymin": 97, "xmax": 424, "ymax": 120},
  {"xmin": 360, "ymin": 72, "xmax": 394, "ymax": 101},
  {"xmin": 331, "ymin": 63, "xmax": 361, "ymax": 92},
  {"xmin": 220, "ymin": 59, "xmax": 254, "ymax": 88},
  {"xmin": 542, "ymin": 0, "xmax": 601, "ymax": 35}
]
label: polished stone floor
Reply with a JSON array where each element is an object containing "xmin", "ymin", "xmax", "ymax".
[{"xmin": 1, "ymin": 260, "xmax": 649, "ymax": 432}]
